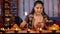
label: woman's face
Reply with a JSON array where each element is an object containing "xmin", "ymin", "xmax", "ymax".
[{"xmin": 34, "ymin": 4, "xmax": 43, "ymax": 15}]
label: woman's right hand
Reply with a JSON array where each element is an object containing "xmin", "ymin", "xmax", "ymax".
[{"xmin": 20, "ymin": 21, "xmax": 27, "ymax": 28}]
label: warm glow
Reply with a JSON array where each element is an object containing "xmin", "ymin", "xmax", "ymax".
[
  {"xmin": 39, "ymin": 28, "xmax": 42, "ymax": 31},
  {"xmin": 53, "ymin": 28, "xmax": 55, "ymax": 30},
  {"xmin": 1, "ymin": 28, "xmax": 5, "ymax": 30},
  {"xmin": 7, "ymin": 28, "xmax": 9, "ymax": 30},
  {"xmin": 2, "ymin": 28, "xmax": 4, "ymax": 30},
  {"xmin": 15, "ymin": 28, "xmax": 18, "ymax": 31},
  {"xmin": 6, "ymin": 18, "xmax": 10, "ymax": 21},
  {"xmin": 28, "ymin": 29, "xmax": 30, "ymax": 31}
]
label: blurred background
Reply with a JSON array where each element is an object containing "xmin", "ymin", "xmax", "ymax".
[
  {"xmin": 0, "ymin": 0, "xmax": 60, "ymax": 27},
  {"xmin": 18, "ymin": 0, "xmax": 60, "ymax": 20}
]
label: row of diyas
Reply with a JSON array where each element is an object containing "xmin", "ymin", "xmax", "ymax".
[
  {"xmin": 0, "ymin": 27, "xmax": 58, "ymax": 33},
  {"xmin": 27, "ymin": 23, "xmax": 60, "ymax": 33},
  {"xmin": 0, "ymin": 28, "xmax": 21, "ymax": 31},
  {"xmin": 0, "ymin": 23, "xmax": 60, "ymax": 33},
  {"xmin": 0, "ymin": 24, "xmax": 21, "ymax": 31}
]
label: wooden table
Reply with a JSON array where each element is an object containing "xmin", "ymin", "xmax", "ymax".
[{"xmin": 0, "ymin": 29, "xmax": 60, "ymax": 34}]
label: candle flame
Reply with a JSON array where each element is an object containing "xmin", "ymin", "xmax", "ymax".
[
  {"xmin": 53, "ymin": 28, "xmax": 55, "ymax": 30},
  {"xmin": 39, "ymin": 28, "xmax": 42, "ymax": 31},
  {"xmin": 15, "ymin": 28, "xmax": 18, "ymax": 30},
  {"xmin": 28, "ymin": 29, "xmax": 30, "ymax": 31}
]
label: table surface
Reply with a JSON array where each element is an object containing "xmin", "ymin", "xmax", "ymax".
[{"xmin": 0, "ymin": 29, "xmax": 60, "ymax": 33}]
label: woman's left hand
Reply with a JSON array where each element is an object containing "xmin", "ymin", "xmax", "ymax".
[{"xmin": 46, "ymin": 20, "xmax": 53, "ymax": 23}]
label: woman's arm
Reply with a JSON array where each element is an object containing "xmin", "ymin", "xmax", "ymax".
[
  {"xmin": 20, "ymin": 14, "xmax": 29, "ymax": 28},
  {"xmin": 20, "ymin": 21, "xmax": 27, "ymax": 28}
]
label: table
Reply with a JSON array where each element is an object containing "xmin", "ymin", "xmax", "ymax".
[{"xmin": 0, "ymin": 29, "xmax": 60, "ymax": 34}]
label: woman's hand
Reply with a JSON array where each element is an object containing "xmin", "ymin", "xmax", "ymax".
[
  {"xmin": 20, "ymin": 21, "xmax": 27, "ymax": 28},
  {"xmin": 46, "ymin": 20, "xmax": 53, "ymax": 23}
]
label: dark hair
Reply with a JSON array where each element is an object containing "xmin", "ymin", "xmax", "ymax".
[
  {"xmin": 31, "ymin": 1, "xmax": 44, "ymax": 14},
  {"xmin": 30, "ymin": 1, "xmax": 49, "ymax": 19},
  {"xmin": 34, "ymin": 1, "xmax": 44, "ymax": 7}
]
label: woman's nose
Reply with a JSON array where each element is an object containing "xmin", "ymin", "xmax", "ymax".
[{"xmin": 37, "ymin": 9, "xmax": 41, "ymax": 11}]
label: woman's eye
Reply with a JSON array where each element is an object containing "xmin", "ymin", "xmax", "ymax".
[
  {"xmin": 36, "ymin": 7, "xmax": 39, "ymax": 9},
  {"xmin": 36, "ymin": 7, "xmax": 43, "ymax": 9},
  {"xmin": 40, "ymin": 7, "xmax": 43, "ymax": 9}
]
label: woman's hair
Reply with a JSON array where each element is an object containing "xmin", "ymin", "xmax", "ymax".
[{"xmin": 30, "ymin": 1, "xmax": 44, "ymax": 14}]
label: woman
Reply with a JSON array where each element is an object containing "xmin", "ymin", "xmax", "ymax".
[{"xmin": 20, "ymin": 1, "xmax": 52, "ymax": 30}]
